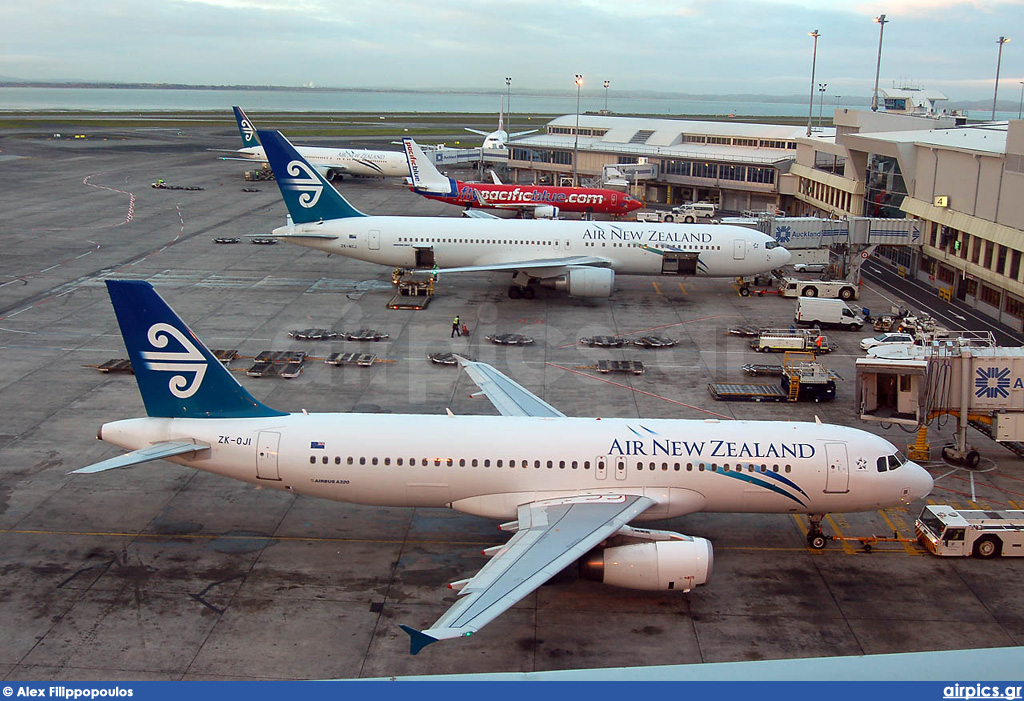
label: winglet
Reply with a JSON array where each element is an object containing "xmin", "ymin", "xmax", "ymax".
[{"xmin": 399, "ymin": 625, "xmax": 439, "ymax": 655}]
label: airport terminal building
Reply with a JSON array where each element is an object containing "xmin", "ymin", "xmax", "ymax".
[
  {"xmin": 794, "ymin": 111, "xmax": 1024, "ymax": 331},
  {"xmin": 509, "ymin": 106, "xmax": 1024, "ymax": 331},
  {"xmin": 507, "ymin": 115, "xmax": 809, "ymax": 215}
]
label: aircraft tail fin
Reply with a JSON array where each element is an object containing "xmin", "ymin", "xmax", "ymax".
[
  {"xmin": 232, "ymin": 106, "xmax": 260, "ymax": 149},
  {"xmin": 258, "ymin": 130, "xmax": 366, "ymax": 223},
  {"xmin": 489, "ymin": 169, "xmax": 503, "ymax": 185},
  {"xmin": 402, "ymin": 138, "xmax": 456, "ymax": 195},
  {"xmin": 105, "ymin": 280, "xmax": 286, "ymax": 419}
]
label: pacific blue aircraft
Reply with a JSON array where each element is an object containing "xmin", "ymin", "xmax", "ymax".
[
  {"xmin": 258, "ymin": 130, "xmax": 792, "ymax": 298},
  {"xmin": 75, "ymin": 280, "xmax": 933, "ymax": 653},
  {"xmin": 402, "ymin": 137, "xmax": 642, "ymax": 219},
  {"xmin": 222, "ymin": 107, "xmax": 408, "ymax": 179}
]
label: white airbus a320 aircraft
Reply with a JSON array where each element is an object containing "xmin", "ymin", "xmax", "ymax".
[
  {"xmin": 75, "ymin": 281, "xmax": 932, "ymax": 653},
  {"xmin": 258, "ymin": 130, "xmax": 792, "ymax": 298}
]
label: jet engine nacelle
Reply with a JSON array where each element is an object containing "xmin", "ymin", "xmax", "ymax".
[
  {"xmin": 532, "ymin": 205, "xmax": 559, "ymax": 219},
  {"xmin": 314, "ymin": 166, "xmax": 338, "ymax": 182},
  {"xmin": 579, "ymin": 538, "xmax": 713, "ymax": 592},
  {"xmin": 540, "ymin": 266, "xmax": 615, "ymax": 298}
]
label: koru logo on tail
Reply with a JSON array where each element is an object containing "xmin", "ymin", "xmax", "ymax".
[
  {"xmin": 140, "ymin": 323, "xmax": 207, "ymax": 398},
  {"xmin": 240, "ymin": 118, "xmax": 255, "ymax": 142},
  {"xmin": 283, "ymin": 160, "xmax": 323, "ymax": 208}
]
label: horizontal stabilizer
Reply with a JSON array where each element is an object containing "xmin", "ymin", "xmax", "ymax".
[
  {"xmin": 399, "ymin": 625, "xmax": 440, "ymax": 656},
  {"xmin": 71, "ymin": 440, "xmax": 209, "ymax": 474},
  {"xmin": 461, "ymin": 209, "xmax": 500, "ymax": 220}
]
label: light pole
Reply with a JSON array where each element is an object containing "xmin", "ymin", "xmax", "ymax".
[
  {"xmin": 872, "ymin": 14, "xmax": 888, "ymax": 112},
  {"xmin": 505, "ymin": 77, "xmax": 512, "ymax": 138},
  {"xmin": 1019, "ymin": 81, "xmax": 1023, "ymax": 120},
  {"xmin": 807, "ymin": 30, "xmax": 820, "ymax": 137},
  {"xmin": 992, "ymin": 37, "xmax": 1010, "ymax": 120},
  {"xmin": 574, "ymin": 74, "xmax": 583, "ymax": 186},
  {"xmin": 604, "ymin": 80, "xmax": 610, "ymax": 112},
  {"xmin": 818, "ymin": 83, "xmax": 828, "ymax": 128}
]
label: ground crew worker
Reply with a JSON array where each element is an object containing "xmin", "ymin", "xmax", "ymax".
[{"xmin": 452, "ymin": 315, "xmax": 461, "ymax": 337}]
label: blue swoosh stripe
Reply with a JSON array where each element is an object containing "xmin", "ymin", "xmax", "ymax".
[
  {"xmin": 627, "ymin": 426, "xmax": 643, "ymax": 437},
  {"xmin": 758, "ymin": 470, "xmax": 810, "ymax": 499},
  {"xmin": 639, "ymin": 424, "xmax": 658, "ymax": 435},
  {"xmin": 720, "ymin": 471, "xmax": 807, "ymax": 507},
  {"xmin": 355, "ymin": 159, "xmax": 384, "ymax": 174}
]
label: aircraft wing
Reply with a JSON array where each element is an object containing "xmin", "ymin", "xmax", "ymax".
[
  {"xmin": 71, "ymin": 440, "xmax": 210, "ymax": 474},
  {"xmin": 435, "ymin": 255, "xmax": 610, "ymax": 275},
  {"xmin": 400, "ymin": 494, "xmax": 655, "ymax": 654},
  {"xmin": 456, "ymin": 357, "xmax": 565, "ymax": 418},
  {"xmin": 508, "ymin": 129, "xmax": 539, "ymax": 139}
]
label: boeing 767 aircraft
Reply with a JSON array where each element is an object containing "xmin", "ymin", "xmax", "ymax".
[
  {"xmin": 75, "ymin": 280, "xmax": 933, "ymax": 653},
  {"xmin": 221, "ymin": 107, "xmax": 409, "ymax": 179},
  {"xmin": 259, "ymin": 130, "xmax": 791, "ymax": 298}
]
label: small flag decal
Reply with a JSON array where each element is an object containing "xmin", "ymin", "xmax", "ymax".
[{"xmin": 311, "ymin": 441, "xmax": 325, "ymax": 450}]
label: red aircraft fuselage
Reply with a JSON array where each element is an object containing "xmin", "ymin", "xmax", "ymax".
[{"xmin": 414, "ymin": 180, "xmax": 643, "ymax": 217}]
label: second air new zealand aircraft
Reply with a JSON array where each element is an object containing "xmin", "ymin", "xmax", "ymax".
[
  {"xmin": 77, "ymin": 281, "xmax": 932, "ymax": 653},
  {"xmin": 257, "ymin": 130, "xmax": 791, "ymax": 298}
]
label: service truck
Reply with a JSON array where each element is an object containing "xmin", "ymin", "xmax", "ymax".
[
  {"xmin": 779, "ymin": 277, "xmax": 859, "ymax": 301},
  {"xmin": 915, "ymin": 504, "xmax": 1024, "ymax": 558},
  {"xmin": 795, "ymin": 297, "xmax": 865, "ymax": 330},
  {"xmin": 751, "ymin": 327, "xmax": 831, "ymax": 353}
]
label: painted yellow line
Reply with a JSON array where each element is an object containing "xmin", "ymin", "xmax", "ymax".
[
  {"xmin": 878, "ymin": 509, "xmax": 921, "ymax": 555},
  {"xmin": 826, "ymin": 514, "xmax": 858, "ymax": 555},
  {"xmin": 652, "ymin": 281, "xmax": 662, "ymax": 295},
  {"xmin": 678, "ymin": 281, "xmax": 688, "ymax": 295}
]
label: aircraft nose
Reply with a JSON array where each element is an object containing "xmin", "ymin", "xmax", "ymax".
[
  {"xmin": 903, "ymin": 461, "xmax": 934, "ymax": 503},
  {"xmin": 774, "ymin": 245, "xmax": 792, "ymax": 266}
]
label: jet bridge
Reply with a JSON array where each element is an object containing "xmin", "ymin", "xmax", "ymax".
[
  {"xmin": 722, "ymin": 216, "xmax": 924, "ymax": 284},
  {"xmin": 855, "ymin": 334, "xmax": 1024, "ymax": 464}
]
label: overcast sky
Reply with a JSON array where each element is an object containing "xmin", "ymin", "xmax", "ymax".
[{"xmin": 1, "ymin": 0, "xmax": 1021, "ymax": 101}]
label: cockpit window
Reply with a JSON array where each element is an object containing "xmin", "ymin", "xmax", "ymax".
[
  {"xmin": 878, "ymin": 452, "xmax": 908, "ymax": 472},
  {"xmin": 765, "ymin": 240, "xmax": 778, "ymax": 249}
]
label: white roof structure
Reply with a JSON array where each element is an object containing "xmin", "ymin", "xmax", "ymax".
[{"xmin": 512, "ymin": 114, "xmax": 828, "ymax": 166}]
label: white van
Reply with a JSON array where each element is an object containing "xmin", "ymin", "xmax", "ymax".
[
  {"xmin": 673, "ymin": 202, "xmax": 717, "ymax": 219},
  {"xmin": 795, "ymin": 297, "xmax": 864, "ymax": 330}
]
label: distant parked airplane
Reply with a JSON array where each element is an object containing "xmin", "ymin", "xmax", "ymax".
[
  {"xmin": 220, "ymin": 106, "xmax": 408, "ymax": 179},
  {"xmin": 402, "ymin": 137, "xmax": 642, "ymax": 219},
  {"xmin": 259, "ymin": 130, "xmax": 791, "ymax": 298},
  {"xmin": 76, "ymin": 279, "xmax": 933, "ymax": 653},
  {"xmin": 465, "ymin": 98, "xmax": 536, "ymax": 149}
]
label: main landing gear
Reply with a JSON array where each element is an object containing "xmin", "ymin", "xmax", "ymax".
[
  {"xmin": 806, "ymin": 513, "xmax": 828, "ymax": 550},
  {"xmin": 508, "ymin": 284, "xmax": 535, "ymax": 299}
]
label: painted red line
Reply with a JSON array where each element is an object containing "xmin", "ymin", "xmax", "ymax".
[{"xmin": 545, "ymin": 362, "xmax": 733, "ymax": 420}]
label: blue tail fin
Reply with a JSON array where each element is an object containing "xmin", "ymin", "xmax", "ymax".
[
  {"xmin": 232, "ymin": 106, "xmax": 260, "ymax": 149},
  {"xmin": 258, "ymin": 129, "xmax": 366, "ymax": 224},
  {"xmin": 105, "ymin": 280, "xmax": 286, "ymax": 419}
]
